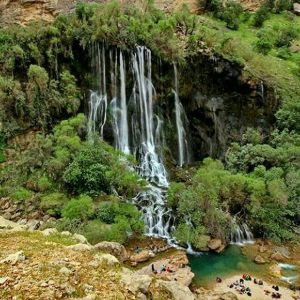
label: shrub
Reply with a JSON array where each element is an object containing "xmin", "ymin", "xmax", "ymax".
[
  {"xmin": 277, "ymin": 47, "xmax": 292, "ymax": 60},
  {"xmin": 80, "ymin": 220, "xmax": 112, "ymax": 245},
  {"xmin": 257, "ymin": 36, "xmax": 274, "ymax": 54},
  {"xmin": 95, "ymin": 202, "xmax": 117, "ymax": 224},
  {"xmin": 242, "ymin": 128, "xmax": 263, "ymax": 145},
  {"xmin": 216, "ymin": 1, "xmax": 243, "ymax": 30},
  {"xmin": 37, "ymin": 176, "xmax": 52, "ymax": 192},
  {"xmin": 12, "ymin": 188, "xmax": 33, "ymax": 202},
  {"xmin": 252, "ymin": 5, "xmax": 270, "ymax": 27},
  {"xmin": 275, "ymin": 25, "xmax": 298, "ymax": 47},
  {"xmin": 63, "ymin": 146, "xmax": 111, "ymax": 196},
  {"xmin": 62, "ymin": 195, "xmax": 94, "ymax": 221},
  {"xmin": 40, "ymin": 192, "xmax": 68, "ymax": 217}
]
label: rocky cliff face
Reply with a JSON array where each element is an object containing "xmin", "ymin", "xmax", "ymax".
[
  {"xmin": 151, "ymin": 53, "xmax": 278, "ymax": 163},
  {"xmin": 0, "ymin": 0, "xmax": 60, "ymax": 25},
  {"xmin": 0, "ymin": 0, "xmax": 198, "ymax": 25}
]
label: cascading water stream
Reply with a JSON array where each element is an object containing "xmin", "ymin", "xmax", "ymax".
[
  {"xmin": 88, "ymin": 44, "xmax": 108, "ymax": 138},
  {"xmin": 173, "ymin": 63, "xmax": 190, "ymax": 167},
  {"xmin": 230, "ymin": 217, "xmax": 254, "ymax": 245},
  {"xmin": 131, "ymin": 47, "xmax": 173, "ymax": 239},
  {"xmin": 88, "ymin": 44, "xmax": 174, "ymax": 241},
  {"xmin": 110, "ymin": 49, "xmax": 130, "ymax": 154}
]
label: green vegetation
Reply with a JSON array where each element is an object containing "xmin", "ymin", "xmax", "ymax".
[
  {"xmin": 0, "ymin": 0, "xmax": 299, "ymax": 247},
  {"xmin": 0, "ymin": 114, "xmax": 145, "ymax": 244}
]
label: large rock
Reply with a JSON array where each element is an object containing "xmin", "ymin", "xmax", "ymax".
[
  {"xmin": 0, "ymin": 216, "xmax": 26, "ymax": 231},
  {"xmin": 170, "ymin": 251, "xmax": 189, "ymax": 267},
  {"xmin": 0, "ymin": 251, "xmax": 26, "ymax": 265},
  {"xmin": 254, "ymin": 255, "xmax": 267, "ymax": 264},
  {"xmin": 208, "ymin": 239, "xmax": 224, "ymax": 252},
  {"xmin": 41, "ymin": 228, "xmax": 58, "ymax": 236},
  {"xmin": 67, "ymin": 244, "xmax": 93, "ymax": 251},
  {"xmin": 73, "ymin": 233, "xmax": 88, "ymax": 244},
  {"xmin": 136, "ymin": 253, "xmax": 194, "ymax": 287},
  {"xmin": 95, "ymin": 253, "xmax": 119, "ymax": 266},
  {"xmin": 294, "ymin": 3, "xmax": 300, "ymax": 15},
  {"xmin": 270, "ymin": 252, "xmax": 285, "ymax": 262},
  {"xmin": 130, "ymin": 250, "xmax": 155, "ymax": 263},
  {"xmin": 121, "ymin": 268, "xmax": 152, "ymax": 294},
  {"xmin": 158, "ymin": 280, "xmax": 195, "ymax": 300},
  {"xmin": 94, "ymin": 241, "xmax": 128, "ymax": 262}
]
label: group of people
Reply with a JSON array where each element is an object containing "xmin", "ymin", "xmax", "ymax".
[
  {"xmin": 263, "ymin": 285, "xmax": 282, "ymax": 298},
  {"xmin": 151, "ymin": 263, "xmax": 175, "ymax": 274},
  {"xmin": 227, "ymin": 277, "xmax": 253, "ymax": 297},
  {"xmin": 224, "ymin": 274, "xmax": 284, "ymax": 299}
]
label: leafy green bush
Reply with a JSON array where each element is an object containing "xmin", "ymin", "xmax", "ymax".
[
  {"xmin": 277, "ymin": 47, "xmax": 292, "ymax": 59},
  {"xmin": 63, "ymin": 145, "xmax": 112, "ymax": 196},
  {"xmin": 252, "ymin": 5, "xmax": 270, "ymax": 27},
  {"xmin": 62, "ymin": 195, "xmax": 94, "ymax": 221},
  {"xmin": 275, "ymin": 25, "xmax": 298, "ymax": 47},
  {"xmin": 255, "ymin": 38, "xmax": 273, "ymax": 55},
  {"xmin": 37, "ymin": 176, "xmax": 52, "ymax": 192},
  {"xmin": 12, "ymin": 188, "xmax": 33, "ymax": 202},
  {"xmin": 40, "ymin": 192, "xmax": 68, "ymax": 217}
]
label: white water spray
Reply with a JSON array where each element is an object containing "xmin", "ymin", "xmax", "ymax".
[
  {"xmin": 173, "ymin": 63, "xmax": 190, "ymax": 167},
  {"xmin": 230, "ymin": 217, "xmax": 254, "ymax": 245},
  {"xmin": 88, "ymin": 44, "xmax": 107, "ymax": 138}
]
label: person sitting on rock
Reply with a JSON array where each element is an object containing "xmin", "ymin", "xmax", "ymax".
[
  {"xmin": 160, "ymin": 264, "xmax": 166, "ymax": 272},
  {"xmin": 151, "ymin": 264, "xmax": 157, "ymax": 274},
  {"xmin": 166, "ymin": 266, "xmax": 174, "ymax": 273}
]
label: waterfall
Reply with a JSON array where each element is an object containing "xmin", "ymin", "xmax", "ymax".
[
  {"xmin": 110, "ymin": 49, "xmax": 130, "ymax": 154},
  {"xmin": 131, "ymin": 46, "xmax": 173, "ymax": 238},
  {"xmin": 88, "ymin": 44, "xmax": 108, "ymax": 138},
  {"xmin": 89, "ymin": 45, "xmax": 174, "ymax": 240},
  {"xmin": 173, "ymin": 63, "xmax": 190, "ymax": 167},
  {"xmin": 230, "ymin": 217, "xmax": 254, "ymax": 245}
]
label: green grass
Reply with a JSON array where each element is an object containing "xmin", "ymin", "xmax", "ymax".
[{"xmin": 196, "ymin": 12, "xmax": 300, "ymax": 102}]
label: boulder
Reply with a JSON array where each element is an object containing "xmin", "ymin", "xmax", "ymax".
[
  {"xmin": 121, "ymin": 269, "xmax": 152, "ymax": 294},
  {"xmin": 0, "ymin": 251, "xmax": 26, "ymax": 265},
  {"xmin": 170, "ymin": 251, "xmax": 189, "ymax": 267},
  {"xmin": 67, "ymin": 244, "xmax": 93, "ymax": 251},
  {"xmin": 0, "ymin": 216, "xmax": 26, "ymax": 231},
  {"xmin": 94, "ymin": 241, "xmax": 128, "ymax": 262},
  {"xmin": 208, "ymin": 239, "xmax": 223, "ymax": 252},
  {"xmin": 158, "ymin": 280, "xmax": 195, "ymax": 300},
  {"xmin": 73, "ymin": 233, "xmax": 88, "ymax": 244},
  {"xmin": 270, "ymin": 252, "xmax": 285, "ymax": 262},
  {"xmin": 41, "ymin": 228, "xmax": 58, "ymax": 236},
  {"xmin": 26, "ymin": 219, "xmax": 40, "ymax": 231},
  {"xmin": 130, "ymin": 250, "xmax": 155, "ymax": 263},
  {"xmin": 293, "ymin": 3, "xmax": 300, "ymax": 15},
  {"xmin": 95, "ymin": 253, "xmax": 119, "ymax": 266},
  {"xmin": 215, "ymin": 244, "xmax": 226, "ymax": 253},
  {"xmin": 254, "ymin": 255, "xmax": 267, "ymax": 264},
  {"xmin": 158, "ymin": 266, "xmax": 194, "ymax": 286}
]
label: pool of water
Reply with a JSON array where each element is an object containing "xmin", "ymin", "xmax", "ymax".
[{"xmin": 188, "ymin": 245, "xmax": 265, "ymax": 287}]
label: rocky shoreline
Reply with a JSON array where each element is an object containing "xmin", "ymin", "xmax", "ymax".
[{"xmin": 1, "ymin": 212, "xmax": 299, "ymax": 299}]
